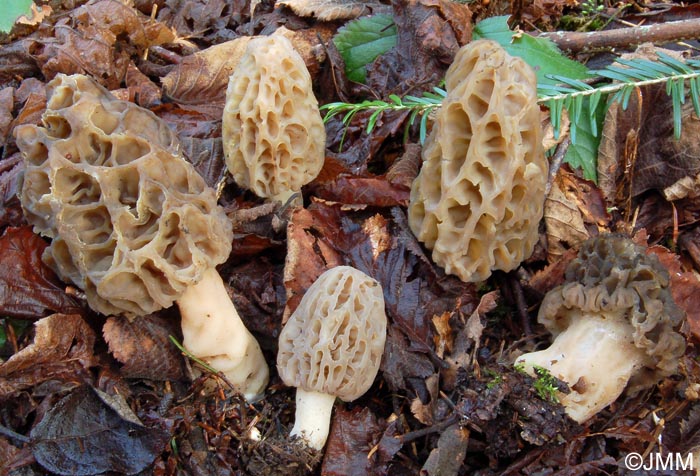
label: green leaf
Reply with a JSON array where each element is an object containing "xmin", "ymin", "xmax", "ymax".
[
  {"xmin": 564, "ymin": 95, "xmax": 607, "ymax": 182},
  {"xmin": 473, "ymin": 15, "xmax": 591, "ymax": 85},
  {"xmin": 0, "ymin": 320, "xmax": 6, "ymax": 348},
  {"xmin": 0, "ymin": 0, "xmax": 33, "ymax": 33},
  {"xmin": 333, "ymin": 13, "xmax": 398, "ymax": 84}
]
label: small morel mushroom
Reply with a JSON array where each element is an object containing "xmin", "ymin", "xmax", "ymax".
[
  {"xmin": 222, "ymin": 34, "xmax": 326, "ymax": 203},
  {"xmin": 277, "ymin": 266, "xmax": 387, "ymax": 450},
  {"xmin": 15, "ymin": 74, "xmax": 269, "ymax": 401},
  {"xmin": 515, "ymin": 234, "xmax": 686, "ymax": 423},
  {"xmin": 408, "ymin": 39, "xmax": 547, "ymax": 282}
]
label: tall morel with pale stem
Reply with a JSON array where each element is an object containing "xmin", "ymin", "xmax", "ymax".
[
  {"xmin": 408, "ymin": 39, "xmax": 547, "ymax": 282},
  {"xmin": 15, "ymin": 74, "xmax": 269, "ymax": 401}
]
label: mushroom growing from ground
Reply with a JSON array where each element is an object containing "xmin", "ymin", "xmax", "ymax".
[
  {"xmin": 515, "ymin": 234, "xmax": 686, "ymax": 423},
  {"xmin": 408, "ymin": 39, "xmax": 547, "ymax": 282},
  {"xmin": 276, "ymin": 266, "xmax": 387, "ymax": 450},
  {"xmin": 15, "ymin": 74, "xmax": 269, "ymax": 401},
  {"xmin": 222, "ymin": 34, "xmax": 326, "ymax": 204}
]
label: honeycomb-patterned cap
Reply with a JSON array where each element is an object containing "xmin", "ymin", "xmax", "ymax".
[
  {"xmin": 408, "ymin": 39, "xmax": 547, "ymax": 282},
  {"xmin": 277, "ymin": 266, "xmax": 387, "ymax": 401},
  {"xmin": 222, "ymin": 34, "xmax": 326, "ymax": 201},
  {"xmin": 15, "ymin": 74, "xmax": 233, "ymax": 318},
  {"xmin": 539, "ymin": 234, "xmax": 686, "ymax": 391}
]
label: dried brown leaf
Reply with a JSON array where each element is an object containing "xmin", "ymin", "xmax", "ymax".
[
  {"xmin": 544, "ymin": 174, "xmax": 590, "ymax": 262},
  {"xmin": 0, "ymin": 226, "xmax": 83, "ymax": 319},
  {"xmin": 277, "ymin": 0, "xmax": 388, "ymax": 20},
  {"xmin": 0, "ymin": 313, "xmax": 96, "ymax": 398},
  {"xmin": 322, "ymin": 406, "xmax": 385, "ymax": 476},
  {"xmin": 432, "ymin": 312, "xmax": 452, "ymax": 359},
  {"xmin": 0, "ymin": 154, "xmax": 24, "ymax": 229},
  {"xmin": 33, "ymin": 24, "xmax": 130, "ymax": 89},
  {"xmin": 104, "ymin": 314, "xmax": 187, "ymax": 381},
  {"xmin": 75, "ymin": 0, "xmax": 174, "ymax": 49},
  {"xmin": 125, "ymin": 62, "xmax": 162, "ymax": 108},
  {"xmin": 421, "ymin": 424, "xmax": 469, "ymax": 476},
  {"xmin": 0, "ymin": 87, "xmax": 14, "ymax": 148},
  {"xmin": 161, "ymin": 36, "xmax": 254, "ymax": 110},
  {"xmin": 367, "ymin": 0, "xmax": 472, "ymax": 95}
]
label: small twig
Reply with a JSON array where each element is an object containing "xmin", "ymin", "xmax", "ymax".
[
  {"xmin": 0, "ymin": 423, "xmax": 31, "ymax": 444},
  {"xmin": 395, "ymin": 415, "xmax": 459, "ymax": 444},
  {"xmin": 546, "ymin": 136, "xmax": 571, "ymax": 197},
  {"xmin": 539, "ymin": 18, "xmax": 700, "ymax": 54}
]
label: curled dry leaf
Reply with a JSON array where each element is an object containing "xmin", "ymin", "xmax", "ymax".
[
  {"xmin": 103, "ymin": 313, "xmax": 187, "ymax": 381},
  {"xmin": 367, "ymin": 0, "xmax": 472, "ymax": 94},
  {"xmin": 30, "ymin": 385, "xmax": 170, "ymax": 476},
  {"xmin": 125, "ymin": 62, "xmax": 162, "ymax": 108},
  {"xmin": 0, "ymin": 87, "xmax": 13, "ymax": 147},
  {"xmin": 277, "ymin": 0, "xmax": 389, "ymax": 20},
  {"xmin": 0, "ymin": 227, "xmax": 83, "ymax": 319},
  {"xmin": 544, "ymin": 174, "xmax": 591, "ymax": 262},
  {"xmin": 321, "ymin": 406, "xmax": 395, "ymax": 476},
  {"xmin": 0, "ymin": 313, "xmax": 96, "ymax": 399},
  {"xmin": 544, "ymin": 167, "xmax": 611, "ymax": 262},
  {"xmin": 161, "ymin": 36, "xmax": 254, "ymax": 111}
]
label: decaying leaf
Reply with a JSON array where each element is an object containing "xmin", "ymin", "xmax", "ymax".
[
  {"xmin": 0, "ymin": 227, "xmax": 83, "ymax": 319},
  {"xmin": 277, "ymin": 0, "xmax": 389, "ymax": 20},
  {"xmin": 321, "ymin": 406, "xmax": 386, "ymax": 476},
  {"xmin": 544, "ymin": 173, "xmax": 591, "ymax": 262},
  {"xmin": 31, "ymin": 385, "xmax": 170, "ymax": 476},
  {"xmin": 104, "ymin": 313, "xmax": 187, "ymax": 381},
  {"xmin": 161, "ymin": 36, "xmax": 255, "ymax": 111},
  {"xmin": 421, "ymin": 424, "xmax": 470, "ymax": 476},
  {"xmin": 0, "ymin": 313, "xmax": 95, "ymax": 398},
  {"xmin": 367, "ymin": 0, "xmax": 472, "ymax": 94}
]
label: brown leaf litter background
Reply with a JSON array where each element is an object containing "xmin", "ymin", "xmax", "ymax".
[{"xmin": 1, "ymin": 0, "xmax": 700, "ymax": 475}]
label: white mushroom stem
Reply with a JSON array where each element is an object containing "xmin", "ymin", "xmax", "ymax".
[
  {"xmin": 290, "ymin": 388, "xmax": 337, "ymax": 451},
  {"xmin": 177, "ymin": 267, "xmax": 269, "ymax": 402},
  {"xmin": 515, "ymin": 313, "xmax": 647, "ymax": 423}
]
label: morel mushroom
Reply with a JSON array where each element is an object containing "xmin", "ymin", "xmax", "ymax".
[
  {"xmin": 277, "ymin": 266, "xmax": 387, "ymax": 450},
  {"xmin": 222, "ymin": 34, "xmax": 326, "ymax": 203},
  {"xmin": 15, "ymin": 74, "xmax": 269, "ymax": 401},
  {"xmin": 515, "ymin": 235, "xmax": 686, "ymax": 423},
  {"xmin": 408, "ymin": 39, "xmax": 547, "ymax": 282}
]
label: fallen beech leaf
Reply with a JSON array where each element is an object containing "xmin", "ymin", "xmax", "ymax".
[
  {"xmin": 278, "ymin": 0, "xmax": 388, "ymax": 20},
  {"xmin": 410, "ymin": 373, "xmax": 441, "ymax": 425},
  {"xmin": 156, "ymin": 0, "xmax": 234, "ymax": 39},
  {"xmin": 34, "ymin": 24, "xmax": 130, "ymax": 89},
  {"xmin": 13, "ymin": 77, "xmax": 47, "ymax": 127},
  {"xmin": 16, "ymin": 3, "xmax": 52, "ymax": 27},
  {"xmin": 421, "ymin": 424, "xmax": 469, "ymax": 476},
  {"xmin": 104, "ymin": 314, "xmax": 187, "ymax": 381},
  {"xmin": 321, "ymin": 406, "xmax": 386, "ymax": 476},
  {"xmin": 125, "ymin": 62, "xmax": 162, "ymax": 108},
  {"xmin": 311, "ymin": 176, "xmax": 410, "ymax": 207},
  {"xmin": 0, "ymin": 87, "xmax": 13, "ymax": 147},
  {"xmin": 74, "ymin": 0, "xmax": 175, "ymax": 48},
  {"xmin": 0, "ymin": 155, "xmax": 24, "ymax": 229},
  {"xmin": 31, "ymin": 385, "xmax": 170, "ymax": 476},
  {"xmin": 367, "ymin": 0, "xmax": 472, "ymax": 94},
  {"xmin": 0, "ymin": 313, "xmax": 95, "ymax": 398},
  {"xmin": 0, "ymin": 227, "xmax": 82, "ymax": 319},
  {"xmin": 432, "ymin": 312, "xmax": 452, "ymax": 359},
  {"xmin": 544, "ymin": 174, "xmax": 590, "ymax": 262},
  {"xmin": 161, "ymin": 36, "xmax": 254, "ymax": 110}
]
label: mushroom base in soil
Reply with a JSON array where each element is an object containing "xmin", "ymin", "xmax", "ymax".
[
  {"xmin": 515, "ymin": 313, "xmax": 649, "ymax": 423},
  {"xmin": 178, "ymin": 267, "xmax": 269, "ymax": 402},
  {"xmin": 515, "ymin": 234, "xmax": 686, "ymax": 424},
  {"xmin": 289, "ymin": 389, "xmax": 337, "ymax": 451}
]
